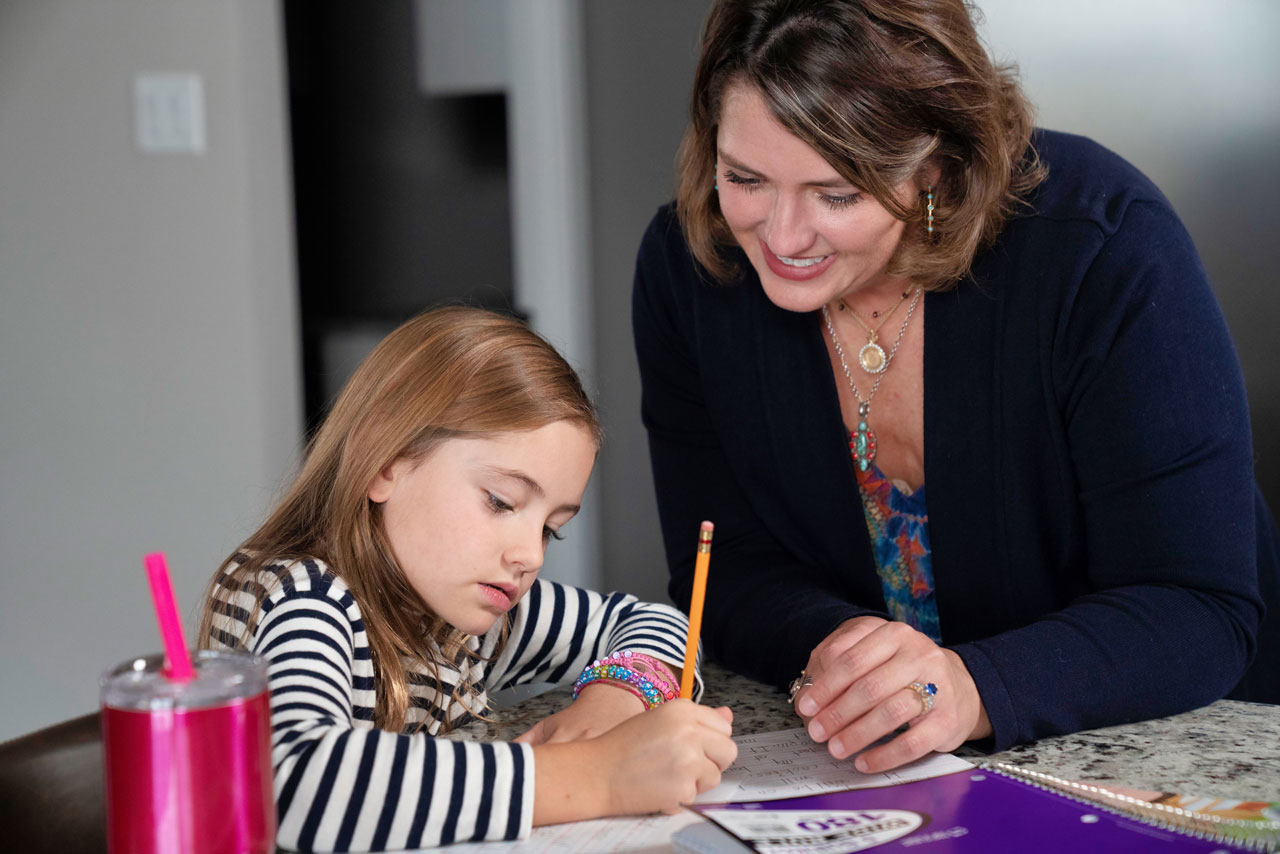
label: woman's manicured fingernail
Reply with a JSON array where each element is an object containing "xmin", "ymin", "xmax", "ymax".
[
  {"xmin": 808, "ymin": 719, "xmax": 826, "ymax": 741},
  {"xmin": 797, "ymin": 696, "xmax": 817, "ymax": 716},
  {"xmin": 855, "ymin": 756, "xmax": 869, "ymax": 773}
]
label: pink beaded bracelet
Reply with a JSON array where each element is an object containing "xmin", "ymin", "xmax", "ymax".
[{"xmin": 624, "ymin": 651, "xmax": 679, "ymax": 700}]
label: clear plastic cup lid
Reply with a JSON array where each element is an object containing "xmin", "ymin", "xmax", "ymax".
[{"xmin": 101, "ymin": 649, "xmax": 269, "ymax": 711}]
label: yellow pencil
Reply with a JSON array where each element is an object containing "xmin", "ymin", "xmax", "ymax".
[{"xmin": 680, "ymin": 521, "xmax": 714, "ymax": 698}]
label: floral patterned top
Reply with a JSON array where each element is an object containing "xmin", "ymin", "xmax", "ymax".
[{"xmin": 854, "ymin": 462, "xmax": 941, "ymax": 642}]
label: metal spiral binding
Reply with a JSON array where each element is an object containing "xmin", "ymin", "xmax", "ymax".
[{"xmin": 982, "ymin": 761, "xmax": 1279, "ymax": 853}]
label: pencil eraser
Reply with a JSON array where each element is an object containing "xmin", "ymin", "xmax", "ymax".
[{"xmin": 700, "ymin": 520, "xmax": 714, "ymax": 532}]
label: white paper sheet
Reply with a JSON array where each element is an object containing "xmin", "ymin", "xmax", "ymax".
[
  {"xmin": 432, "ymin": 729, "xmax": 973, "ymax": 853},
  {"xmin": 694, "ymin": 727, "xmax": 974, "ymax": 803},
  {"xmin": 446, "ymin": 812, "xmax": 702, "ymax": 853}
]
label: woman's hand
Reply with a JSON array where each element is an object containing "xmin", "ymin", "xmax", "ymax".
[
  {"xmin": 791, "ymin": 616, "xmax": 990, "ymax": 774},
  {"xmin": 515, "ymin": 681, "xmax": 646, "ymax": 745},
  {"xmin": 532, "ymin": 700, "xmax": 737, "ymax": 825}
]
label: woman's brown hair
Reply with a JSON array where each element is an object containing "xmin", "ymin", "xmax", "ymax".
[
  {"xmin": 197, "ymin": 306, "xmax": 602, "ymax": 732},
  {"xmin": 677, "ymin": 0, "xmax": 1046, "ymax": 287}
]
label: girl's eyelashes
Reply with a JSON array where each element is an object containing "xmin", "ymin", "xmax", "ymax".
[
  {"xmin": 488, "ymin": 491, "xmax": 565, "ymax": 542},
  {"xmin": 486, "ymin": 492, "xmax": 514, "ymax": 514}
]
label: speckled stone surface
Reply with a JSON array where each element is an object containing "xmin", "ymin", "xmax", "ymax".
[{"xmin": 452, "ymin": 662, "xmax": 1280, "ymax": 802}]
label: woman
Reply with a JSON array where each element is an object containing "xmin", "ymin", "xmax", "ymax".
[{"xmin": 633, "ymin": 0, "xmax": 1279, "ymax": 774}]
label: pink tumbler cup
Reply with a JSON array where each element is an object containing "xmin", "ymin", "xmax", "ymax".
[{"xmin": 101, "ymin": 649, "xmax": 276, "ymax": 854}]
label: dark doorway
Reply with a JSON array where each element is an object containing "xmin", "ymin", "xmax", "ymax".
[{"xmin": 283, "ymin": 0, "xmax": 515, "ymax": 429}]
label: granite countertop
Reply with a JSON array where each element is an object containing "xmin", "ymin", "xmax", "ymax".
[{"xmin": 454, "ymin": 662, "xmax": 1280, "ymax": 802}]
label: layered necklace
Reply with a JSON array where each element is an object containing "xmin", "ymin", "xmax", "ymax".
[
  {"xmin": 821, "ymin": 287, "xmax": 922, "ymax": 472},
  {"xmin": 837, "ymin": 290, "xmax": 910, "ymax": 374}
]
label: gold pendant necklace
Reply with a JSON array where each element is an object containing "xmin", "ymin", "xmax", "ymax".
[
  {"xmin": 837, "ymin": 291, "xmax": 910, "ymax": 375},
  {"xmin": 822, "ymin": 288, "xmax": 922, "ymax": 472}
]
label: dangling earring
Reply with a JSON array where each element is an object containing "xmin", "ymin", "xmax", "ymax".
[
  {"xmin": 714, "ymin": 172, "xmax": 719, "ymax": 191},
  {"xmin": 925, "ymin": 186, "xmax": 935, "ymax": 235}
]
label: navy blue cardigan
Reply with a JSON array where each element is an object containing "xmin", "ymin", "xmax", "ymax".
[{"xmin": 633, "ymin": 130, "xmax": 1278, "ymax": 752}]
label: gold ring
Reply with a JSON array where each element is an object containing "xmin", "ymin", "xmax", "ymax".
[
  {"xmin": 787, "ymin": 671, "xmax": 814, "ymax": 704},
  {"xmin": 907, "ymin": 681, "xmax": 938, "ymax": 715}
]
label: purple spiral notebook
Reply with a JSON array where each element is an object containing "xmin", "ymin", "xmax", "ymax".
[{"xmin": 679, "ymin": 765, "xmax": 1273, "ymax": 853}]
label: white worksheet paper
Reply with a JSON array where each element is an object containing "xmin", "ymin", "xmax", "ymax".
[
  {"xmin": 445, "ymin": 729, "xmax": 972, "ymax": 853},
  {"xmin": 697, "ymin": 727, "xmax": 974, "ymax": 803}
]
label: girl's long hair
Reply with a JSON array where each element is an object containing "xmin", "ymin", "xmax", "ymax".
[{"xmin": 197, "ymin": 306, "xmax": 601, "ymax": 732}]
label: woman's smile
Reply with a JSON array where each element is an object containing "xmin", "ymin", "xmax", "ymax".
[{"xmin": 760, "ymin": 240, "xmax": 835, "ymax": 280}]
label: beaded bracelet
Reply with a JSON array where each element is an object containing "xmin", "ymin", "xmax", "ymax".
[
  {"xmin": 572, "ymin": 649, "xmax": 680, "ymax": 709},
  {"xmin": 574, "ymin": 668, "xmax": 654, "ymax": 708},
  {"xmin": 616, "ymin": 650, "xmax": 679, "ymax": 699}
]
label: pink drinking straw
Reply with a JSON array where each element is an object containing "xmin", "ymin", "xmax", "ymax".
[{"xmin": 143, "ymin": 551, "xmax": 195, "ymax": 682}]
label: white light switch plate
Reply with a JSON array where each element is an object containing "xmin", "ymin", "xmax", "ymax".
[{"xmin": 134, "ymin": 73, "xmax": 205, "ymax": 154}]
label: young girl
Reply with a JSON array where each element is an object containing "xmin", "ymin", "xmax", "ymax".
[{"xmin": 199, "ymin": 307, "xmax": 737, "ymax": 853}]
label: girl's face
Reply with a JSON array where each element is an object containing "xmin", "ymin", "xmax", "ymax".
[
  {"xmin": 367, "ymin": 421, "xmax": 597, "ymax": 636},
  {"xmin": 715, "ymin": 84, "xmax": 921, "ymax": 312}
]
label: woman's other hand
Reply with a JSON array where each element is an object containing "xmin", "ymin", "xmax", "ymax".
[
  {"xmin": 514, "ymin": 681, "xmax": 646, "ymax": 745},
  {"xmin": 792, "ymin": 616, "xmax": 991, "ymax": 773}
]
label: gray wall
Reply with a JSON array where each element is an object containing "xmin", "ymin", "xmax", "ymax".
[
  {"xmin": 0, "ymin": 1, "xmax": 300, "ymax": 740},
  {"xmin": 584, "ymin": 1, "xmax": 714, "ymax": 604}
]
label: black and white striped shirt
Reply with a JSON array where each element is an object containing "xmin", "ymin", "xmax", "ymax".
[{"xmin": 208, "ymin": 559, "xmax": 701, "ymax": 852}]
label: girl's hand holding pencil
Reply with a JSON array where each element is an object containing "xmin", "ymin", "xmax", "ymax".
[
  {"xmin": 532, "ymin": 700, "xmax": 737, "ymax": 823},
  {"xmin": 595, "ymin": 700, "xmax": 737, "ymax": 815},
  {"xmin": 530, "ymin": 520, "xmax": 735, "ymax": 822}
]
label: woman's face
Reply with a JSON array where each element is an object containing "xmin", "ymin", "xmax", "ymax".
[{"xmin": 715, "ymin": 84, "xmax": 920, "ymax": 312}]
